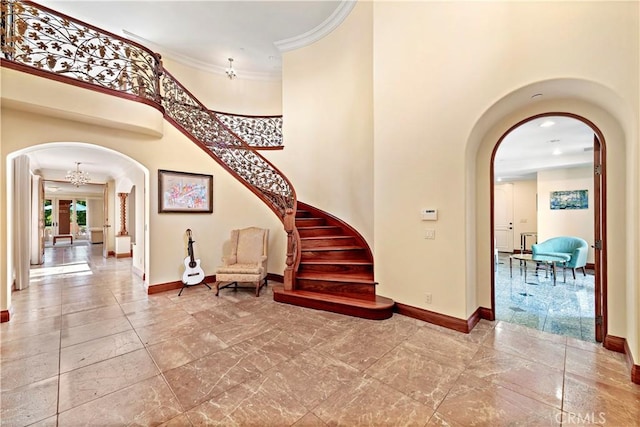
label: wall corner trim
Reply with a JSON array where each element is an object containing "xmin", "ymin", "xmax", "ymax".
[
  {"xmin": 604, "ymin": 334, "xmax": 640, "ymax": 385},
  {"xmin": 395, "ymin": 303, "xmax": 490, "ymax": 334}
]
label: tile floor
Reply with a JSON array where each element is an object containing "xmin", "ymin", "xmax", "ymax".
[
  {"xmin": 1, "ymin": 243, "xmax": 639, "ymax": 426},
  {"xmin": 495, "ymin": 252, "xmax": 596, "ymax": 342}
]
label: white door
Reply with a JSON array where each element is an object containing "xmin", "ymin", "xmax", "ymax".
[{"xmin": 494, "ymin": 183, "xmax": 514, "ymax": 253}]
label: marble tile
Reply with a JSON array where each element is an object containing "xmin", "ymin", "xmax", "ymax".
[
  {"xmin": 312, "ymin": 374, "xmax": 433, "ymax": 426},
  {"xmin": 159, "ymin": 414, "xmax": 194, "ymax": 427},
  {"xmin": 209, "ymin": 312, "xmax": 279, "ymax": 347},
  {"xmin": 0, "ymin": 330, "xmax": 60, "ymax": 363},
  {"xmin": 465, "ymin": 345, "xmax": 564, "ymax": 409},
  {"xmin": 315, "ymin": 326, "xmax": 399, "ymax": 371},
  {"xmin": 260, "ymin": 349, "xmax": 360, "ymax": 410},
  {"xmin": 562, "ymin": 372, "xmax": 640, "ymax": 426},
  {"xmin": 60, "ymin": 304, "xmax": 125, "ymax": 329},
  {"xmin": 0, "ymin": 350, "xmax": 59, "ymax": 391},
  {"xmin": 292, "ymin": 412, "xmax": 328, "ymax": 427},
  {"xmin": 60, "ymin": 315, "xmax": 132, "ymax": 348},
  {"xmin": 0, "ymin": 315, "xmax": 61, "ymax": 343},
  {"xmin": 60, "ymin": 329, "xmax": 143, "ymax": 373},
  {"xmin": 565, "ymin": 346, "xmax": 637, "ymax": 391},
  {"xmin": 187, "ymin": 374, "xmax": 309, "ymax": 426},
  {"xmin": 58, "ymin": 348, "xmax": 159, "ymax": 412},
  {"xmin": 433, "ymin": 372, "xmax": 561, "ymax": 426},
  {"xmin": 365, "ymin": 344, "xmax": 463, "ymax": 409},
  {"xmin": 0, "ymin": 376, "xmax": 58, "ymax": 427},
  {"xmin": 163, "ymin": 345, "xmax": 263, "ymax": 410},
  {"xmin": 483, "ymin": 323, "xmax": 566, "ymax": 369},
  {"xmin": 233, "ymin": 327, "xmax": 312, "ymax": 372},
  {"xmin": 58, "ymin": 375, "xmax": 182, "ymax": 426},
  {"xmin": 147, "ymin": 328, "xmax": 228, "ymax": 372},
  {"xmin": 402, "ymin": 326, "xmax": 480, "ymax": 370},
  {"xmin": 135, "ymin": 314, "xmax": 204, "ymax": 346}
]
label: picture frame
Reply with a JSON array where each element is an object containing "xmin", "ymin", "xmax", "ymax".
[
  {"xmin": 550, "ymin": 189, "xmax": 588, "ymax": 210},
  {"xmin": 158, "ymin": 169, "xmax": 213, "ymax": 213}
]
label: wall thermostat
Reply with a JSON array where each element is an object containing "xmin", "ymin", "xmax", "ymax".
[{"xmin": 421, "ymin": 209, "xmax": 438, "ymax": 221}]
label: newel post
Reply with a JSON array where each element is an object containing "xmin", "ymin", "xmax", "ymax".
[{"xmin": 284, "ymin": 208, "xmax": 295, "ymax": 291}]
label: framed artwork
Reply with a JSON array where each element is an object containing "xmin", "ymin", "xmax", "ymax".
[
  {"xmin": 158, "ymin": 169, "xmax": 213, "ymax": 213},
  {"xmin": 550, "ymin": 189, "xmax": 588, "ymax": 210}
]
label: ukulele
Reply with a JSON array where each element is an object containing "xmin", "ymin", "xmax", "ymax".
[{"xmin": 182, "ymin": 229, "xmax": 205, "ymax": 285}]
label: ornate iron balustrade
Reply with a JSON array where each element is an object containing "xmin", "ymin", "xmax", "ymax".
[
  {"xmin": 1, "ymin": 0, "xmax": 299, "ymax": 289},
  {"xmin": 161, "ymin": 71, "xmax": 294, "ymax": 216},
  {"xmin": 214, "ymin": 112, "xmax": 283, "ymax": 149},
  {"xmin": 0, "ymin": 0, "xmax": 161, "ymax": 102}
]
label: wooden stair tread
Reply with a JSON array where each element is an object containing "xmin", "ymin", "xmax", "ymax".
[
  {"xmin": 273, "ymin": 287, "xmax": 394, "ymax": 320},
  {"xmin": 296, "ymin": 225, "xmax": 340, "ymax": 229},
  {"xmin": 300, "ymin": 235, "xmax": 352, "ymax": 240},
  {"xmin": 296, "ymin": 272, "xmax": 375, "ymax": 284},
  {"xmin": 300, "ymin": 260, "xmax": 373, "ymax": 266},
  {"xmin": 300, "ymin": 245, "xmax": 364, "ymax": 252}
]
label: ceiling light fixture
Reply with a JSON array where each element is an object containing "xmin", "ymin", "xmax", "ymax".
[
  {"xmin": 540, "ymin": 120, "xmax": 555, "ymax": 128},
  {"xmin": 66, "ymin": 162, "xmax": 90, "ymax": 187},
  {"xmin": 225, "ymin": 57, "xmax": 237, "ymax": 80},
  {"xmin": 552, "ymin": 149, "xmax": 562, "ymax": 156}
]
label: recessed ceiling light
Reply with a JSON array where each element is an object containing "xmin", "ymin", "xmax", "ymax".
[
  {"xmin": 497, "ymin": 177, "xmax": 502, "ymax": 182},
  {"xmin": 552, "ymin": 149, "xmax": 562, "ymax": 155},
  {"xmin": 540, "ymin": 120, "xmax": 555, "ymax": 128}
]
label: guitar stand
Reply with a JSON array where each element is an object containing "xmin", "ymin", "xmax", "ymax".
[{"xmin": 178, "ymin": 280, "xmax": 211, "ymax": 296}]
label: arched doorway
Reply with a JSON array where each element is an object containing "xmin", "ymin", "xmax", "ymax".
[
  {"xmin": 490, "ymin": 112, "xmax": 606, "ymax": 342},
  {"xmin": 5, "ymin": 142, "xmax": 150, "ymax": 288}
]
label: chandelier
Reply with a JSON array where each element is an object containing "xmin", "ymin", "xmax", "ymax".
[
  {"xmin": 66, "ymin": 162, "xmax": 91, "ymax": 187},
  {"xmin": 225, "ymin": 57, "xmax": 237, "ymax": 80}
]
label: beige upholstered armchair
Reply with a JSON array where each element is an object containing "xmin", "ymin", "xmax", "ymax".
[{"xmin": 215, "ymin": 227, "xmax": 269, "ymax": 297}]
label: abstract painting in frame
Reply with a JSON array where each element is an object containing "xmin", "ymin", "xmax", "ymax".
[
  {"xmin": 158, "ymin": 169, "xmax": 213, "ymax": 213},
  {"xmin": 550, "ymin": 189, "xmax": 588, "ymax": 210}
]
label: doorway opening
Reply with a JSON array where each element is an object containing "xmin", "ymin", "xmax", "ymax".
[{"xmin": 491, "ymin": 113, "xmax": 606, "ymax": 343}]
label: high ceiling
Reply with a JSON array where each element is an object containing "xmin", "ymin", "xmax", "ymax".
[
  {"xmin": 37, "ymin": 0, "xmax": 346, "ymax": 79},
  {"xmin": 24, "ymin": 1, "xmax": 594, "ymax": 196}
]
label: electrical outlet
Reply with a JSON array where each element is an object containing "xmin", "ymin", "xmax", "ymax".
[
  {"xmin": 425, "ymin": 293, "xmax": 432, "ymax": 304},
  {"xmin": 425, "ymin": 229, "xmax": 436, "ymax": 239}
]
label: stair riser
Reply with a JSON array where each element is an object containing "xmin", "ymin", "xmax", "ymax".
[
  {"xmin": 273, "ymin": 290, "xmax": 393, "ymax": 320},
  {"xmin": 301, "ymin": 237, "xmax": 356, "ymax": 248},
  {"xmin": 301, "ymin": 249, "xmax": 368, "ymax": 261},
  {"xmin": 298, "ymin": 227, "xmax": 342, "ymax": 238},
  {"xmin": 295, "ymin": 280, "xmax": 376, "ymax": 300},
  {"xmin": 298, "ymin": 263, "xmax": 373, "ymax": 275},
  {"xmin": 295, "ymin": 218, "xmax": 326, "ymax": 227},
  {"xmin": 295, "ymin": 210, "xmax": 313, "ymax": 218}
]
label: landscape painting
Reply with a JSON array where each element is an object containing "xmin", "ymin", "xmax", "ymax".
[{"xmin": 550, "ymin": 190, "xmax": 588, "ymax": 210}]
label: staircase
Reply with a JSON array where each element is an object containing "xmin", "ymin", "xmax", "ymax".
[
  {"xmin": 1, "ymin": 0, "xmax": 395, "ymax": 320},
  {"xmin": 273, "ymin": 202, "xmax": 394, "ymax": 320}
]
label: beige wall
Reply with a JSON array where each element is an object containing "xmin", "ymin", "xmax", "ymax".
[
  {"xmin": 268, "ymin": 1, "xmax": 374, "ymax": 246},
  {"xmin": 161, "ymin": 57, "xmax": 283, "ymax": 115},
  {"xmin": 2, "ymin": 0, "xmax": 638, "ymax": 364},
  {"xmin": 369, "ymin": 2, "xmax": 637, "ymax": 355},
  {"xmin": 1, "ymin": 72, "xmax": 287, "ymax": 314},
  {"xmin": 538, "ymin": 167, "xmax": 595, "ymax": 264}
]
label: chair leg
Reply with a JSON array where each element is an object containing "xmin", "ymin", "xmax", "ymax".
[
  {"xmin": 214, "ymin": 281, "xmax": 220, "ymax": 296},
  {"xmin": 572, "ymin": 268, "xmax": 576, "ymax": 280},
  {"xmin": 582, "ymin": 266, "xmax": 587, "ymax": 276}
]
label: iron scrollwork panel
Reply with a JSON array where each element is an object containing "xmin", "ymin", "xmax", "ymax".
[{"xmin": 1, "ymin": 0, "xmax": 160, "ymax": 101}]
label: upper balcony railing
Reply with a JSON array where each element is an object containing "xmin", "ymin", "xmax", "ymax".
[
  {"xmin": 213, "ymin": 111, "xmax": 283, "ymax": 149},
  {"xmin": 1, "ymin": 0, "xmax": 298, "ymax": 288}
]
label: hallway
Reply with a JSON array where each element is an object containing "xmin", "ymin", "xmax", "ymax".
[{"xmin": 1, "ymin": 244, "xmax": 638, "ymax": 426}]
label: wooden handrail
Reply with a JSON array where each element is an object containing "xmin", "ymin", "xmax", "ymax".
[{"xmin": 1, "ymin": 0, "xmax": 301, "ymax": 288}]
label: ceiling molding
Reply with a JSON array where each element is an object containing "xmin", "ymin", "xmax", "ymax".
[
  {"xmin": 274, "ymin": 0, "xmax": 356, "ymax": 52},
  {"xmin": 122, "ymin": 30, "xmax": 280, "ymax": 82}
]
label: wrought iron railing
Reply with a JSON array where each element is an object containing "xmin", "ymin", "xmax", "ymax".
[
  {"xmin": 214, "ymin": 112, "xmax": 283, "ymax": 149},
  {"xmin": 1, "ymin": 0, "xmax": 298, "ymax": 288},
  {"xmin": 161, "ymin": 71, "xmax": 294, "ymax": 216},
  {"xmin": 0, "ymin": 0, "xmax": 161, "ymax": 102}
]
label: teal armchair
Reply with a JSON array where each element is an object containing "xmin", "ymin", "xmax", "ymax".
[{"xmin": 531, "ymin": 236, "xmax": 589, "ymax": 279}]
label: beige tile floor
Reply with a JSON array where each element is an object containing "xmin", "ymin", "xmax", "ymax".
[{"xmin": 1, "ymin": 242, "xmax": 639, "ymax": 426}]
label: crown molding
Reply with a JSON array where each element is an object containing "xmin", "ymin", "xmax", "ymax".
[
  {"xmin": 274, "ymin": 0, "xmax": 356, "ymax": 52},
  {"xmin": 121, "ymin": 30, "xmax": 281, "ymax": 82}
]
